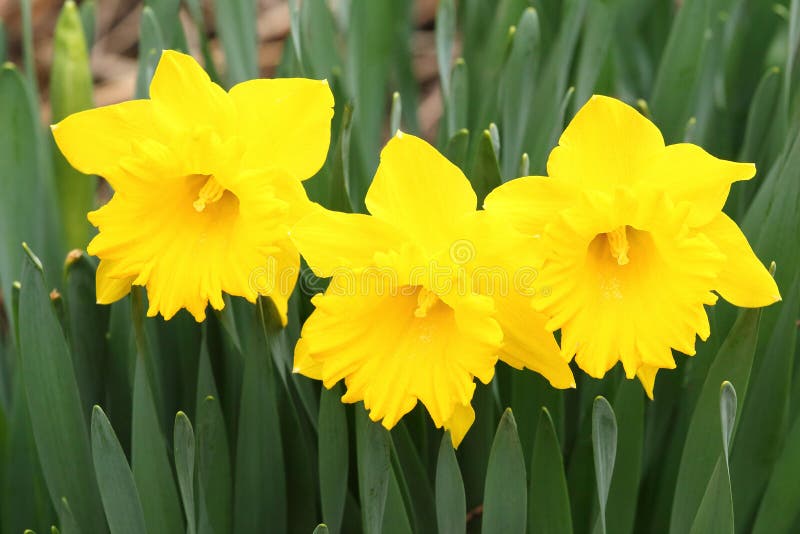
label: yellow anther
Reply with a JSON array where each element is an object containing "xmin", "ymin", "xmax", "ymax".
[
  {"xmin": 606, "ymin": 226, "xmax": 630, "ymax": 265},
  {"xmin": 193, "ymin": 176, "xmax": 225, "ymax": 212},
  {"xmin": 414, "ymin": 288, "xmax": 440, "ymax": 318}
]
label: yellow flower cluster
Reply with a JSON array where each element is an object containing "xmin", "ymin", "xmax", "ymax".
[{"xmin": 53, "ymin": 51, "xmax": 780, "ymax": 446}]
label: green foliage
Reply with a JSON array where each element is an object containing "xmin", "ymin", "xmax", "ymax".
[{"xmin": 0, "ymin": 0, "xmax": 799, "ymax": 533}]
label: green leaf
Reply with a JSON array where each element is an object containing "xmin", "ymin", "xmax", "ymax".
[
  {"xmin": 91, "ymin": 406, "xmax": 146, "ymax": 534},
  {"xmin": 528, "ymin": 408, "xmax": 572, "ymax": 534},
  {"xmin": 195, "ymin": 395, "xmax": 232, "ymax": 534},
  {"xmin": 499, "ymin": 8, "xmax": 541, "ymax": 179},
  {"xmin": 444, "ymin": 129, "xmax": 470, "ymax": 172},
  {"xmin": 64, "ymin": 251, "xmax": 108, "ymax": 419},
  {"xmin": 233, "ymin": 310, "xmax": 286, "ymax": 532},
  {"xmin": 591, "ymin": 397, "xmax": 617, "ymax": 534},
  {"xmin": 298, "ymin": 0, "xmax": 340, "ymax": 80},
  {"xmin": 390, "ymin": 92, "xmax": 402, "ymax": 135},
  {"xmin": 355, "ymin": 407, "xmax": 391, "ymax": 534},
  {"xmin": 435, "ymin": 433, "xmax": 466, "ymax": 534},
  {"xmin": 0, "ymin": 66, "xmax": 47, "ymax": 316},
  {"xmin": 483, "ymin": 408, "xmax": 527, "ymax": 534},
  {"xmin": 313, "ymin": 525, "xmax": 330, "ymax": 534},
  {"xmin": 670, "ymin": 307, "xmax": 761, "ymax": 534},
  {"xmin": 601, "ymin": 380, "xmax": 644, "ymax": 534},
  {"xmin": 688, "ymin": 383, "xmax": 738, "ymax": 534},
  {"xmin": 132, "ymin": 356, "xmax": 183, "ymax": 534},
  {"xmin": 471, "ymin": 129, "xmax": 503, "ymax": 206},
  {"xmin": 751, "ymin": 411, "xmax": 800, "ymax": 533},
  {"xmin": 318, "ymin": 385, "xmax": 348, "ymax": 534},
  {"xmin": 78, "ymin": 0, "xmax": 95, "ymax": 50},
  {"xmin": 18, "ymin": 248, "xmax": 106, "ymax": 533},
  {"xmin": 213, "ymin": 0, "xmax": 258, "ymax": 85},
  {"xmin": 436, "ymin": 0, "xmax": 456, "ymax": 101},
  {"xmin": 390, "ymin": 423, "xmax": 436, "ymax": 533},
  {"xmin": 572, "ymin": 0, "xmax": 619, "ymax": 113},
  {"xmin": 50, "ymin": 0, "xmax": 94, "ymax": 250},
  {"xmin": 174, "ymin": 412, "xmax": 196, "ymax": 534},
  {"xmin": 135, "ymin": 7, "xmax": 164, "ymax": 99}
]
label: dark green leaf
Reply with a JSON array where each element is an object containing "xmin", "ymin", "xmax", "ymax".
[
  {"xmin": 174, "ymin": 412, "xmax": 196, "ymax": 534},
  {"xmin": 91, "ymin": 406, "xmax": 146, "ymax": 534},
  {"xmin": 355, "ymin": 407, "xmax": 391, "ymax": 534},
  {"xmin": 213, "ymin": 0, "xmax": 258, "ymax": 85},
  {"xmin": 528, "ymin": 408, "xmax": 572, "ymax": 534},
  {"xmin": 435, "ymin": 433, "xmax": 466, "ymax": 534},
  {"xmin": 318, "ymin": 385, "xmax": 348, "ymax": 534},
  {"xmin": 483, "ymin": 408, "xmax": 527, "ymax": 534}
]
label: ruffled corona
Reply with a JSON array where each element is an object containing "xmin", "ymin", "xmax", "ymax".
[
  {"xmin": 291, "ymin": 133, "xmax": 574, "ymax": 446},
  {"xmin": 485, "ymin": 95, "xmax": 781, "ymax": 397},
  {"xmin": 52, "ymin": 50, "xmax": 333, "ymax": 322}
]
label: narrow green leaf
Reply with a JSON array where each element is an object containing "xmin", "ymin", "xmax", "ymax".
[
  {"xmin": 383, "ymin": 467, "xmax": 413, "ymax": 534},
  {"xmin": 390, "ymin": 92, "xmax": 402, "ymax": 135},
  {"xmin": 670, "ymin": 307, "xmax": 761, "ymax": 534},
  {"xmin": 313, "ymin": 525, "xmax": 330, "ymax": 534},
  {"xmin": 174, "ymin": 412, "xmax": 196, "ymax": 534},
  {"xmin": 319, "ymin": 385, "xmax": 348, "ymax": 534},
  {"xmin": 688, "ymin": 383, "xmax": 738, "ymax": 534},
  {"xmin": 355, "ymin": 407, "xmax": 391, "ymax": 534},
  {"xmin": 0, "ymin": 20, "xmax": 6, "ymax": 63},
  {"xmin": 136, "ymin": 8, "xmax": 164, "ymax": 99},
  {"xmin": 50, "ymin": 0, "xmax": 94, "ymax": 250},
  {"xmin": 390, "ymin": 423, "xmax": 436, "ymax": 533},
  {"xmin": 64, "ymin": 251, "xmax": 108, "ymax": 418},
  {"xmin": 435, "ymin": 433, "xmax": 466, "ymax": 534},
  {"xmin": 752, "ymin": 412, "xmax": 800, "ymax": 533},
  {"xmin": 483, "ymin": 408, "xmax": 527, "ymax": 534},
  {"xmin": 91, "ymin": 406, "xmax": 146, "ymax": 534},
  {"xmin": 572, "ymin": 0, "xmax": 619, "ymax": 113},
  {"xmin": 132, "ymin": 356, "xmax": 183, "ymax": 534},
  {"xmin": 591, "ymin": 397, "xmax": 617, "ymax": 534},
  {"xmin": 450, "ymin": 59, "xmax": 469, "ymax": 136},
  {"xmin": 214, "ymin": 0, "xmax": 258, "ymax": 84},
  {"xmin": 499, "ymin": 8, "xmax": 541, "ymax": 179},
  {"xmin": 78, "ymin": 0, "xmax": 95, "ymax": 50},
  {"xmin": 528, "ymin": 408, "xmax": 572, "ymax": 534},
  {"xmin": 298, "ymin": 0, "xmax": 340, "ymax": 80},
  {"xmin": 18, "ymin": 248, "xmax": 106, "ymax": 533},
  {"xmin": 196, "ymin": 395, "xmax": 232, "ymax": 534},
  {"xmin": 472, "ymin": 129, "xmax": 503, "ymax": 205},
  {"xmin": 436, "ymin": 0, "xmax": 456, "ymax": 100},
  {"xmin": 444, "ymin": 129, "xmax": 470, "ymax": 172}
]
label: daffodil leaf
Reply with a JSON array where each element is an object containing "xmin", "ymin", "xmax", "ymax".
[
  {"xmin": 319, "ymin": 385, "xmax": 348, "ymax": 534},
  {"xmin": 135, "ymin": 7, "xmax": 164, "ymax": 100},
  {"xmin": 390, "ymin": 423, "xmax": 436, "ymax": 533},
  {"xmin": 182, "ymin": 0, "xmax": 219, "ymax": 83},
  {"xmin": 459, "ymin": 383, "xmax": 496, "ymax": 510},
  {"xmin": 233, "ymin": 313, "xmax": 286, "ymax": 532},
  {"xmin": 670, "ymin": 307, "xmax": 761, "ymax": 534},
  {"xmin": 510, "ymin": 371, "xmax": 563, "ymax": 462},
  {"xmin": 382, "ymin": 467, "xmax": 413, "ymax": 534},
  {"xmin": 390, "ymin": 92, "xmax": 402, "ymax": 135},
  {"xmin": 599, "ymin": 379, "xmax": 644, "ymax": 534},
  {"xmin": 528, "ymin": 407, "xmax": 572, "ymax": 534},
  {"xmin": 435, "ymin": 433, "xmax": 466, "ymax": 534},
  {"xmin": 482, "ymin": 408, "xmax": 527, "ymax": 534},
  {"xmin": 591, "ymin": 396, "xmax": 617, "ymax": 534},
  {"xmin": 131, "ymin": 356, "xmax": 183, "ymax": 534},
  {"xmin": 355, "ymin": 407, "xmax": 391, "ymax": 534},
  {"xmin": 64, "ymin": 251, "xmax": 107, "ymax": 422},
  {"xmin": 78, "ymin": 0, "xmax": 95, "ymax": 50},
  {"xmin": 298, "ymin": 0, "xmax": 340, "ymax": 80},
  {"xmin": 688, "ymin": 383, "xmax": 738, "ymax": 534},
  {"xmin": 91, "ymin": 405, "xmax": 147, "ymax": 534},
  {"xmin": 572, "ymin": 0, "xmax": 619, "ymax": 115},
  {"xmin": 195, "ymin": 394, "xmax": 231, "ymax": 534},
  {"xmin": 0, "ymin": 20, "xmax": 6, "ymax": 62},
  {"xmin": 213, "ymin": 0, "xmax": 258, "ymax": 85},
  {"xmin": 173, "ymin": 412, "xmax": 196, "ymax": 534},
  {"xmin": 436, "ymin": 0, "xmax": 456, "ymax": 101},
  {"xmin": 471, "ymin": 129, "xmax": 503, "ymax": 205},
  {"xmin": 444, "ymin": 129, "xmax": 470, "ymax": 172},
  {"xmin": 751, "ymin": 411, "xmax": 800, "ymax": 534},
  {"xmin": 499, "ymin": 8, "xmax": 541, "ymax": 179},
  {"xmin": 50, "ymin": 0, "xmax": 94, "ymax": 251},
  {"xmin": 18, "ymin": 249, "xmax": 106, "ymax": 534},
  {"xmin": 313, "ymin": 525, "xmax": 330, "ymax": 534},
  {"xmin": 144, "ymin": 0, "xmax": 185, "ymax": 50}
]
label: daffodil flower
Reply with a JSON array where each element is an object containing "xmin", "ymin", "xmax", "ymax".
[
  {"xmin": 290, "ymin": 133, "xmax": 574, "ymax": 446},
  {"xmin": 484, "ymin": 95, "xmax": 781, "ymax": 397},
  {"xmin": 52, "ymin": 51, "xmax": 333, "ymax": 322}
]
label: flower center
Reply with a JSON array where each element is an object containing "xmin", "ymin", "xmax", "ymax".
[
  {"xmin": 606, "ymin": 226, "xmax": 630, "ymax": 265},
  {"xmin": 193, "ymin": 176, "xmax": 226, "ymax": 212},
  {"xmin": 414, "ymin": 288, "xmax": 441, "ymax": 318}
]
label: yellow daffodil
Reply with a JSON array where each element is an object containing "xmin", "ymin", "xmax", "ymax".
[
  {"xmin": 52, "ymin": 50, "xmax": 333, "ymax": 322},
  {"xmin": 484, "ymin": 95, "xmax": 781, "ymax": 397},
  {"xmin": 290, "ymin": 132, "xmax": 573, "ymax": 446}
]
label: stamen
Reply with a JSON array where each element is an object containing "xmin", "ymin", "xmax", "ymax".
[
  {"xmin": 606, "ymin": 226, "xmax": 630, "ymax": 265},
  {"xmin": 414, "ymin": 288, "xmax": 440, "ymax": 318},
  {"xmin": 193, "ymin": 176, "xmax": 225, "ymax": 212}
]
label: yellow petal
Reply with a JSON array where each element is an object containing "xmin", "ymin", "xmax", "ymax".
[
  {"xmin": 297, "ymin": 285, "xmax": 498, "ymax": 432},
  {"xmin": 483, "ymin": 176, "xmax": 575, "ymax": 236},
  {"xmin": 443, "ymin": 403, "xmax": 475, "ymax": 448},
  {"xmin": 95, "ymin": 259, "xmax": 133, "ymax": 304},
  {"xmin": 230, "ymin": 78, "xmax": 334, "ymax": 179},
  {"xmin": 643, "ymin": 144, "xmax": 755, "ymax": 227},
  {"xmin": 51, "ymin": 100, "xmax": 158, "ymax": 178},
  {"xmin": 547, "ymin": 95, "xmax": 664, "ymax": 191},
  {"xmin": 149, "ymin": 50, "xmax": 234, "ymax": 134},
  {"xmin": 291, "ymin": 206, "xmax": 412, "ymax": 278},
  {"xmin": 366, "ymin": 132, "xmax": 478, "ymax": 255},
  {"xmin": 494, "ymin": 290, "xmax": 575, "ymax": 389},
  {"xmin": 699, "ymin": 212, "xmax": 781, "ymax": 307},
  {"xmin": 637, "ymin": 365, "xmax": 658, "ymax": 400}
]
